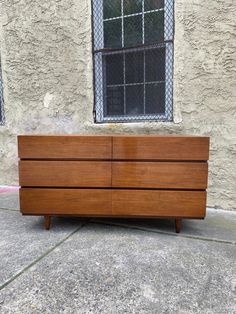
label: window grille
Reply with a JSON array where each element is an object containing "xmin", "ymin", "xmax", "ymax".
[
  {"xmin": 92, "ymin": 0, "xmax": 174, "ymax": 123},
  {"xmin": 0, "ymin": 64, "xmax": 4, "ymax": 125}
]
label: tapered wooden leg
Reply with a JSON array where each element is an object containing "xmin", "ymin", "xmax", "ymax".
[
  {"xmin": 44, "ymin": 215, "xmax": 51, "ymax": 230},
  {"xmin": 175, "ymin": 218, "xmax": 182, "ymax": 233}
]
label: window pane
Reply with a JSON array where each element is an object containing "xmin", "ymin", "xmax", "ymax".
[
  {"xmin": 124, "ymin": 0, "xmax": 142, "ymax": 15},
  {"xmin": 126, "ymin": 85, "xmax": 144, "ymax": 115},
  {"xmin": 104, "ymin": 19, "xmax": 122, "ymax": 48},
  {"xmin": 105, "ymin": 54, "xmax": 124, "ymax": 85},
  {"xmin": 144, "ymin": 11, "xmax": 164, "ymax": 44},
  {"xmin": 144, "ymin": 0, "xmax": 164, "ymax": 11},
  {"xmin": 145, "ymin": 83, "xmax": 165, "ymax": 114},
  {"xmin": 92, "ymin": 0, "xmax": 174, "ymax": 122},
  {"xmin": 124, "ymin": 15, "xmax": 142, "ymax": 47},
  {"xmin": 105, "ymin": 86, "xmax": 124, "ymax": 116},
  {"xmin": 125, "ymin": 51, "xmax": 144, "ymax": 83},
  {"xmin": 145, "ymin": 48, "xmax": 165, "ymax": 82},
  {"xmin": 103, "ymin": 0, "xmax": 121, "ymax": 19}
]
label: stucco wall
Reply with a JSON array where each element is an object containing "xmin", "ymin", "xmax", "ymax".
[{"xmin": 0, "ymin": 0, "xmax": 235, "ymax": 210}]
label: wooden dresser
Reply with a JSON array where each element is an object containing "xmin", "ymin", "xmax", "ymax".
[{"xmin": 18, "ymin": 135, "xmax": 209, "ymax": 233}]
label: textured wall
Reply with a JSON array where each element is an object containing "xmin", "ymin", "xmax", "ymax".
[{"xmin": 0, "ymin": 0, "xmax": 235, "ymax": 210}]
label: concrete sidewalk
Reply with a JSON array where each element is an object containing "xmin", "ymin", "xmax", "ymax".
[{"xmin": 0, "ymin": 189, "xmax": 236, "ymax": 313}]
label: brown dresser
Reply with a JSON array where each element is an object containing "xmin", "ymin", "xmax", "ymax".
[{"xmin": 18, "ymin": 135, "xmax": 209, "ymax": 233}]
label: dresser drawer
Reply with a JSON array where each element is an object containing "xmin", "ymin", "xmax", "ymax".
[
  {"xmin": 113, "ymin": 136, "xmax": 209, "ymax": 161},
  {"xmin": 112, "ymin": 162, "xmax": 208, "ymax": 189},
  {"xmin": 19, "ymin": 161, "xmax": 111, "ymax": 187},
  {"xmin": 112, "ymin": 190, "xmax": 206, "ymax": 217},
  {"xmin": 20, "ymin": 188, "xmax": 111, "ymax": 215},
  {"xmin": 18, "ymin": 135, "xmax": 112, "ymax": 159}
]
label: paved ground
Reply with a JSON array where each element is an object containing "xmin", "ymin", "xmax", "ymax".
[{"xmin": 0, "ymin": 188, "xmax": 236, "ymax": 314}]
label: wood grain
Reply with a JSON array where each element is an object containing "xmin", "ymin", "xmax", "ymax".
[
  {"xmin": 112, "ymin": 162, "xmax": 208, "ymax": 189},
  {"xmin": 112, "ymin": 190, "xmax": 206, "ymax": 217},
  {"xmin": 18, "ymin": 135, "xmax": 112, "ymax": 159},
  {"xmin": 19, "ymin": 161, "xmax": 111, "ymax": 187},
  {"xmin": 18, "ymin": 135, "xmax": 209, "ymax": 228},
  {"xmin": 113, "ymin": 136, "xmax": 210, "ymax": 161},
  {"xmin": 20, "ymin": 188, "xmax": 112, "ymax": 215}
]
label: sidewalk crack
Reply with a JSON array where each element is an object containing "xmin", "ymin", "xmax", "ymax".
[
  {"xmin": 89, "ymin": 219, "xmax": 236, "ymax": 246},
  {"xmin": 0, "ymin": 207, "xmax": 19, "ymax": 212},
  {"xmin": 0, "ymin": 221, "xmax": 88, "ymax": 292}
]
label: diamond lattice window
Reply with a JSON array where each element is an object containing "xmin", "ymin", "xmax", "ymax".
[{"xmin": 92, "ymin": 0, "xmax": 174, "ymax": 122}]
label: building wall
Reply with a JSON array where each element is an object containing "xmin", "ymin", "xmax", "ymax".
[{"xmin": 0, "ymin": 0, "xmax": 235, "ymax": 210}]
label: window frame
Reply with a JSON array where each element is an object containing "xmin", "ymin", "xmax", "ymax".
[{"xmin": 92, "ymin": 0, "xmax": 174, "ymax": 123}]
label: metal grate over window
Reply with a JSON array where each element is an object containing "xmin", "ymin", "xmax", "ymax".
[
  {"xmin": 92, "ymin": 0, "xmax": 174, "ymax": 123},
  {"xmin": 0, "ymin": 64, "xmax": 4, "ymax": 125}
]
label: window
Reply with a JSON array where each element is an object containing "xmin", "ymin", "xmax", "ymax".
[
  {"xmin": 92, "ymin": 0, "xmax": 174, "ymax": 123},
  {"xmin": 0, "ymin": 63, "xmax": 4, "ymax": 124}
]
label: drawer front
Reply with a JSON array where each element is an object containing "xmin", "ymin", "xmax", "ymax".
[
  {"xmin": 19, "ymin": 161, "xmax": 111, "ymax": 187},
  {"xmin": 112, "ymin": 190, "xmax": 206, "ymax": 217},
  {"xmin": 20, "ymin": 188, "xmax": 111, "ymax": 215},
  {"xmin": 112, "ymin": 162, "xmax": 208, "ymax": 189},
  {"xmin": 18, "ymin": 136, "xmax": 112, "ymax": 159},
  {"xmin": 113, "ymin": 136, "xmax": 209, "ymax": 161}
]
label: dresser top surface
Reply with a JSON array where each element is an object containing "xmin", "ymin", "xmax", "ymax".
[{"xmin": 18, "ymin": 134, "xmax": 209, "ymax": 139}]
